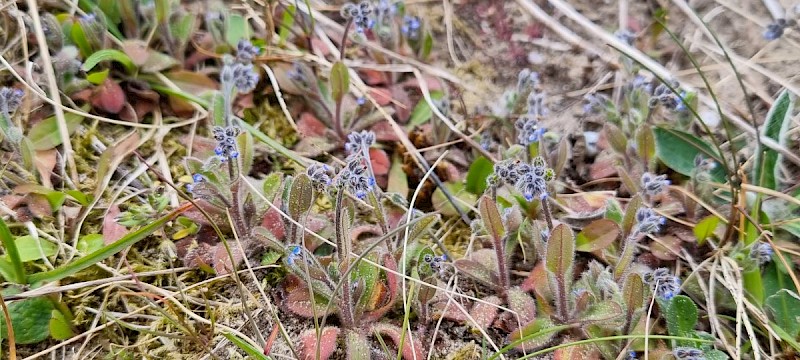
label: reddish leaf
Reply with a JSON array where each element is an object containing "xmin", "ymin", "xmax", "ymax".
[
  {"xmin": 575, "ymin": 219, "xmax": 620, "ymax": 252},
  {"xmin": 212, "ymin": 242, "xmax": 243, "ymax": 275},
  {"xmin": 34, "ymin": 149, "xmax": 57, "ymax": 188},
  {"xmin": 261, "ymin": 206, "xmax": 286, "ymax": 241},
  {"xmin": 91, "ymin": 79, "xmax": 126, "ymax": 114},
  {"xmin": 369, "ymin": 148, "xmax": 390, "ymax": 176},
  {"xmin": 469, "ymin": 295, "xmax": 502, "ymax": 331},
  {"xmin": 297, "ymin": 112, "xmax": 327, "ymax": 137},
  {"xmin": 299, "ymin": 327, "xmax": 340, "ymax": 360},
  {"xmin": 284, "ymin": 286, "xmax": 335, "ymax": 318},
  {"xmin": 506, "ymin": 287, "xmax": 536, "ymax": 327},
  {"xmin": 370, "ymin": 121, "xmax": 400, "ymax": 142},
  {"xmin": 368, "ymin": 87, "xmax": 392, "ymax": 106},
  {"xmin": 650, "ymin": 235, "xmax": 681, "ymax": 261},
  {"xmin": 103, "ymin": 205, "xmax": 128, "ymax": 245},
  {"xmin": 370, "ymin": 323, "xmax": 424, "ymax": 360}
]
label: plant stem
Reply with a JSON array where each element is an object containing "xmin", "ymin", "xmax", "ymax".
[
  {"xmin": 334, "ymin": 189, "xmax": 356, "ymax": 328},
  {"xmin": 339, "ymin": 19, "xmax": 353, "ymax": 61},
  {"xmin": 494, "ymin": 234, "xmax": 510, "ymax": 290},
  {"xmin": 541, "ymin": 197, "xmax": 554, "ymax": 231}
]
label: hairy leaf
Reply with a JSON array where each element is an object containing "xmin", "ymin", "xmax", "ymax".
[
  {"xmin": 479, "ymin": 196, "xmax": 505, "ymax": 242},
  {"xmin": 546, "ymin": 224, "xmax": 574, "ymax": 277},
  {"xmin": 299, "ymin": 327, "xmax": 340, "ymax": 360},
  {"xmin": 754, "ymin": 90, "xmax": 793, "ymax": 190}
]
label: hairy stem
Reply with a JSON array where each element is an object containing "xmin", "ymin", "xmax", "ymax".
[
  {"xmin": 334, "ymin": 189, "xmax": 355, "ymax": 328},
  {"xmin": 541, "ymin": 197, "xmax": 554, "ymax": 231}
]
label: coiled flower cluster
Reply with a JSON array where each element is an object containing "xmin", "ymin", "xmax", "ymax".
[
  {"xmin": 236, "ymin": 39, "xmax": 261, "ymax": 63},
  {"xmin": 633, "ymin": 207, "xmax": 665, "ymax": 235},
  {"xmin": 644, "ymin": 267, "xmax": 681, "ymax": 300},
  {"xmin": 492, "ymin": 157, "xmax": 554, "ymax": 201},
  {"xmin": 0, "ymin": 87, "xmax": 23, "ymax": 120},
  {"xmin": 336, "ymin": 158, "xmax": 375, "ymax": 199},
  {"xmin": 672, "ymin": 347, "xmax": 705, "ymax": 360},
  {"xmin": 641, "ymin": 172, "xmax": 670, "ymax": 196},
  {"xmin": 341, "ymin": 1, "xmax": 375, "ymax": 33},
  {"xmin": 344, "ymin": 130, "xmax": 376, "ymax": 159},
  {"xmin": 212, "ymin": 126, "xmax": 242, "ymax": 160},
  {"xmin": 750, "ymin": 241, "xmax": 773, "ymax": 266}
]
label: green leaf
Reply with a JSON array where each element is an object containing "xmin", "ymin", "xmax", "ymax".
[
  {"xmin": 604, "ymin": 198, "xmax": 624, "ymax": 224},
  {"xmin": 154, "ymin": 0, "xmax": 171, "ymax": 24},
  {"xmin": 621, "ymin": 194, "xmax": 643, "ymax": 239},
  {"xmin": 0, "ymin": 297, "xmax": 54, "ymax": 344},
  {"xmin": 765, "ymin": 289, "xmax": 800, "ymax": 338},
  {"xmin": 546, "ymin": 224, "xmax": 575, "ymax": 277},
  {"xmin": 665, "ymin": 295, "xmax": 700, "ymax": 347},
  {"xmin": 13, "ymin": 236, "xmax": 58, "ymax": 262},
  {"xmin": 81, "ymin": 49, "xmax": 136, "ymax": 74},
  {"xmin": 408, "ymin": 91, "xmax": 443, "ymax": 126},
  {"xmin": 623, "ymin": 274, "xmax": 645, "ymax": 316},
  {"xmin": 27, "ymin": 109, "xmax": 85, "ymax": 150},
  {"xmin": 0, "ymin": 217, "xmax": 26, "ymax": 284},
  {"xmin": 260, "ymin": 251, "xmax": 281, "ymax": 266},
  {"xmin": 65, "ymin": 190, "xmax": 92, "ymax": 206},
  {"xmin": 387, "ymin": 154, "xmax": 408, "ymax": 197},
  {"xmin": 86, "ymin": 69, "xmax": 110, "ymax": 84},
  {"xmin": 27, "ymin": 207, "xmax": 180, "ymax": 284},
  {"xmin": 211, "ymin": 92, "xmax": 226, "ymax": 127},
  {"xmin": 575, "ymin": 219, "xmax": 619, "ymax": 252},
  {"xmin": 261, "ymin": 172, "xmax": 283, "ymax": 200},
  {"xmin": 278, "ymin": 5, "xmax": 296, "ymax": 46},
  {"xmin": 754, "ymin": 89, "xmax": 793, "ymax": 190},
  {"xmin": 49, "ymin": 309, "xmax": 74, "ymax": 340},
  {"xmin": 580, "ymin": 301, "xmax": 624, "ymax": 324},
  {"xmin": 635, "ymin": 124, "xmax": 655, "ymax": 162},
  {"xmin": 330, "ymin": 61, "xmax": 350, "ymax": 103},
  {"xmin": 222, "ymin": 331, "xmax": 271, "ymax": 360},
  {"xmin": 76, "ymin": 234, "xmax": 104, "ymax": 254},
  {"xmin": 70, "ymin": 22, "xmax": 93, "ymax": 58},
  {"xmin": 171, "ymin": 13, "xmax": 197, "ymax": 46},
  {"xmin": 420, "ymin": 32, "xmax": 433, "ymax": 60},
  {"xmin": 479, "ymin": 196, "xmax": 505, "ymax": 242},
  {"xmin": 431, "ymin": 181, "xmax": 475, "ymax": 217},
  {"xmin": 225, "ymin": 14, "xmax": 250, "ymax": 47},
  {"xmin": 465, "ymin": 156, "xmax": 493, "ymax": 195},
  {"xmin": 454, "ymin": 259, "xmax": 498, "ymax": 288},
  {"xmin": 653, "ymin": 127, "xmax": 725, "ymax": 181},
  {"xmin": 288, "ymin": 173, "xmax": 314, "ymax": 222},
  {"xmin": 693, "ymin": 215, "xmax": 720, "ymax": 245},
  {"xmin": 508, "ymin": 318, "xmax": 560, "ymax": 352},
  {"xmin": 604, "ymin": 122, "xmax": 627, "ymax": 155}
]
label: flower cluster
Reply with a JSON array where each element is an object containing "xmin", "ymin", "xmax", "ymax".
[
  {"xmin": 0, "ymin": 87, "xmax": 24, "ymax": 119},
  {"xmin": 672, "ymin": 347, "xmax": 705, "ymax": 360},
  {"xmin": 422, "ymin": 253, "xmax": 447, "ymax": 274},
  {"xmin": 640, "ymin": 172, "xmax": 670, "ymax": 196},
  {"xmin": 341, "ymin": 1, "xmax": 375, "ymax": 33},
  {"xmin": 186, "ymin": 173, "xmax": 204, "ymax": 193},
  {"xmin": 344, "ymin": 130, "xmax": 376, "ymax": 158},
  {"xmin": 764, "ymin": 19, "xmax": 793, "ymax": 40},
  {"xmin": 516, "ymin": 69, "xmax": 540, "ymax": 92},
  {"xmin": 750, "ymin": 241, "xmax": 773, "ymax": 265},
  {"xmin": 648, "ymin": 81, "xmax": 682, "ymax": 109},
  {"xmin": 514, "ymin": 115, "xmax": 546, "ymax": 145},
  {"xmin": 336, "ymin": 158, "xmax": 375, "ymax": 199},
  {"xmin": 221, "ymin": 62, "xmax": 259, "ymax": 94},
  {"xmin": 285, "ymin": 245, "xmax": 303, "ymax": 265},
  {"xmin": 212, "ymin": 125, "xmax": 241, "ymax": 160},
  {"xmin": 582, "ymin": 92, "xmax": 609, "ymax": 115},
  {"xmin": 493, "ymin": 157, "xmax": 554, "ymax": 201},
  {"xmin": 236, "ymin": 39, "xmax": 261, "ymax": 63},
  {"xmin": 307, "ymin": 163, "xmax": 333, "ymax": 189},
  {"xmin": 401, "ymin": 16, "xmax": 421, "ymax": 40},
  {"xmin": 633, "ymin": 207, "xmax": 665, "ymax": 235},
  {"xmin": 644, "ymin": 268, "xmax": 681, "ymax": 300}
]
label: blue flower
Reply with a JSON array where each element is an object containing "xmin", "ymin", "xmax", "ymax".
[
  {"xmin": 401, "ymin": 16, "xmax": 421, "ymax": 39},
  {"xmin": 286, "ymin": 245, "xmax": 302, "ymax": 265},
  {"xmin": 634, "ymin": 207, "xmax": 665, "ymax": 235},
  {"xmin": 212, "ymin": 126, "xmax": 241, "ymax": 160},
  {"xmin": 192, "ymin": 174, "xmax": 204, "ymax": 183},
  {"xmin": 221, "ymin": 63, "xmax": 259, "ymax": 93},
  {"xmin": 337, "ymin": 158, "xmax": 374, "ymax": 199},
  {"xmin": 344, "ymin": 130, "xmax": 376, "ymax": 157}
]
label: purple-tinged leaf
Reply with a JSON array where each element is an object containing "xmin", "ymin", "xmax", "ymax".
[
  {"xmin": 454, "ymin": 259, "xmax": 500, "ymax": 290},
  {"xmin": 575, "ymin": 219, "xmax": 620, "ymax": 252},
  {"xmin": 370, "ymin": 323, "xmax": 424, "ymax": 360},
  {"xmin": 506, "ymin": 287, "xmax": 537, "ymax": 327},
  {"xmin": 469, "ymin": 295, "xmax": 502, "ymax": 332}
]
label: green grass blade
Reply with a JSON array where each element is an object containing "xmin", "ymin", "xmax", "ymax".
[
  {"xmin": 0, "ymin": 218, "xmax": 27, "ymax": 284},
  {"xmin": 753, "ymin": 90, "xmax": 793, "ymax": 190},
  {"xmin": 222, "ymin": 331, "xmax": 271, "ymax": 360},
  {"xmin": 81, "ymin": 49, "xmax": 137, "ymax": 74},
  {"xmin": 27, "ymin": 208, "xmax": 181, "ymax": 284}
]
